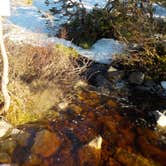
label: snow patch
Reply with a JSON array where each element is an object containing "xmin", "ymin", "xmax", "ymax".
[
  {"xmin": 153, "ymin": 3, "xmax": 166, "ymax": 19},
  {"xmin": 5, "ymin": 27, "xmax": 125, "ymax": 64}
]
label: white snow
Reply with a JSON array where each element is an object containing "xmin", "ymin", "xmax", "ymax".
[
  {"xmin": 4, "ymin": 26, "xmax": 125, "ymax": 64},
  {"xmin": 153, "ymin": 3, "xmax": 166, "ymax": 19},
  {"xmin": 4, "ymin": 0, "xmax": 126, "ymax": 64}
]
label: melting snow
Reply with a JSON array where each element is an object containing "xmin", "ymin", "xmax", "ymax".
[
  {"xmin": 153, "ymin": 3, "xmax": 166, "ymax": 19},
  {"xmin": 5, "ymin": 0, "xmax": 126, "ymax": 64}
]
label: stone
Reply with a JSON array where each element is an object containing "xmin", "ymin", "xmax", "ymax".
[
  {"xmin": 74, "ymin": 80, "xmax": 88, "ymax": 90},
  {"xmin": 24, "ymin": 154, "xmax": 42, "ymax": 166},
  {"xmin": 88, "ymin": 136, "xmax": 102, "ymax": 150},
  {"xmin": 153, "ymin": 110, "xmax": 166, "ymax": 129},
  {"xmin": 161, "ymin": 81, "xmax": 166, "ymax": 90},
  {"xmin": 78, "ymin": 136, "xmax": 102, "ymax": 166},
  {"xmin": 0, "ymin": 118, "xmax": 13, "ymax": 138},
  {"xmin": 31, "ymin": 130, "xmax": 61, "ymax": 158},
  {"xmin": 58, "ymin": 102, "xmax": 68, "ymax": 110},
  {"xmin": 108, "ymin": 71, "xmax": 125, "ymax": 83},
  {"xmin": 95, "ymin": 75, "xmax": 112, "ymax": 88},
  {"xmin": 115, "ymin": 148, "xmax": 157, "ymax": 166},
  {"xmin": 15, "ymin": 131, "xmax": 31, "ymax": 147},
  {"xmin": 129, "ymin": 72, "xmax": 145, "ymax": 85},
  {"xmin": 108, "ymin": 66, "xmax": 118, "ymax": 72}
]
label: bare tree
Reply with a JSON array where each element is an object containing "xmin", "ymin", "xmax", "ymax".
[{"xmin": 0, "ymin": 16, "xmax": 10, "ymax": 113}]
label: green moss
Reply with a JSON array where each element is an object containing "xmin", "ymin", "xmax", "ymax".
[{"xmin": 55, "ymin": 44, "xmax": 79, "ymax": 57}]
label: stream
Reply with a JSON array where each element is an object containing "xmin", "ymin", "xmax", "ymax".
[{"xmin": 0, "ymin": 0, "xmax": 165, "ymax": 165}]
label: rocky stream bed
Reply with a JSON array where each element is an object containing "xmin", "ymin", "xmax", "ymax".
[{"xmin": 0, "ymin": 63, "xmax": 166, "ymax": 166}]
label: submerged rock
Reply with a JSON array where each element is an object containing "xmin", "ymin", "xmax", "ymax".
[
  {"xmin": 31, "ymin": 130, "xmax": 61, "ymax": 158},
  {"xmin": 129, "ymin": 72, "xmax": 145, "ymax": 85},
  {"xmin": 78, "ymin": 136, "xmax": 102, "ymax": 166},
  {"xmin": 115, "ymin": 148, "xmax": 157, "ymax": 166}
]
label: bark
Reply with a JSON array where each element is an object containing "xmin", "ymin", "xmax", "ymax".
[{"xmin": 0, "ymin": 16, "xmax": 10, "ymax": 113}]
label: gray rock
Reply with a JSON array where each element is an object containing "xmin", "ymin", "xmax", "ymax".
[
  {"xmin": 108, "ymin": 71, "xmax": 125, "ymax": 83},
  {"xmin": 129, "ymin": 72, "xmax": 145, "ymax": 85}
]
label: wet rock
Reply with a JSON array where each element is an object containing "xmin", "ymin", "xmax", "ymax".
[
  {"xmin": 153, "ymin": 110, "xmax": 166, "ymax": 130},
  {"xmin": 88, "ymin": 136, "xmax": 102, "ymax": 150},
  {"xmin": 74, "ymin": 80, "xmax": 88, "ymax": 90},
  {"xmin": 129, "ymin": 72, "xmax": 145, "ymax": 85},
  {"xmin": 78, "ymin": 136, "xmax": 102, "ymax": 166},
  {"xmin": 115, "ymin": 148, "xmax": 157, "ymax": 166},
  {"xmin": 0, "ymin": 152, "xmax": 11, "ymax": 163},
  {"xmin": 58, "ymin": 102, "xmax": 69, "ymax": 110},
  {"xmin": 14, "ymin": 131, "xmax": 31, "ymax": 147},
  {"xmin": 108, "ymin": 70, "xmax": 125, "ymax": 83},
  {"xmin": 137, "ymin": 128, "xmax": 166, "ymax": 165},
  {"xmin": 96, "ymin": 75, "xmax": 112, "ymax": 88},
  {"xmin": 24, "ymin": 154, "xmax": 42, "ymax": 166},
  {"xmin": 31, "ymin": 130, "xmax": 61, "ymax": 158}
]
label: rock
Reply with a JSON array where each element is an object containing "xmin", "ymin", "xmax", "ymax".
[
  {"xmin": 58, "ymin": 102, "xmax": 68, "ymax": 110},
  {"xmin": 0, "ymin": 118, "xmax": 13, "ymax": 138},
  {"xmin": 161, "ymin": 81, "xmax": 166, "ymax": 90},
  {"xmin": 74, "ymin": 80, "xmax": 88, "ymax": 90},
  {"xmin": 24, "ymin": 154, "xmax": 42, "ymax": 166},
  {"xmin": 108, "ymin": 66, "xmax": 118, "ymax": 72},
  {"xmin": 31, "ymin": 130, "xmax": 61, "ymax": 158},
  {"xmin": 129, "ymin": 72, "xmax": 145, "ymax": 85},
  {"xmin": 0, "ymin": 152, "xmax": 11, "ymax": 163},
  {"xmin": 95, "ymin": 75, "xmax": 112, "ymax": 88},
  {"xmin": 115, "ymin": 148, "xmax": 157, "ymax": 166},
  {"xmin": 88, "ymin": 136, "xmax": 102, "ymax": 150},
  {"xmin": 78, "ymin": 136, "xmax": 102, "ymax": 166},
  {"xmin": 14, "ymin": 131, "xmax": 31, "ymax": 147},
  {"xmin": 153, "ymin": 110, "xmax": 166, "ymax": 129},
  {"xmin": 0, "ymin": 138, "xmax": 16, "ymax": 155},
  {"xmin": 108, "ymin": 71, "xmax": 125, "ymax": 84}
]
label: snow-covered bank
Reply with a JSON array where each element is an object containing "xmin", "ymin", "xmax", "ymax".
[
  {"xmin": 153, "ymin": 3, "xmax": 166, "ymax": 19},
  {"xmin": 4, "ymin": 26, "xmax": 125, "ymax": 64},
  {"xmin": 6, "ymin": 0, "xmax": 126, "ymax": 64}
]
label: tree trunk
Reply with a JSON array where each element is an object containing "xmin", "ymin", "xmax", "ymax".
[{"xmin": 0, "ymin": 16, "xmax": 10, "ymax": 113}]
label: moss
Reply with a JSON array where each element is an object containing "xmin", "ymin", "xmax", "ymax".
[{"xmin": 55, "ymin": 44, "xmax": 79, "ymax": 57}]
